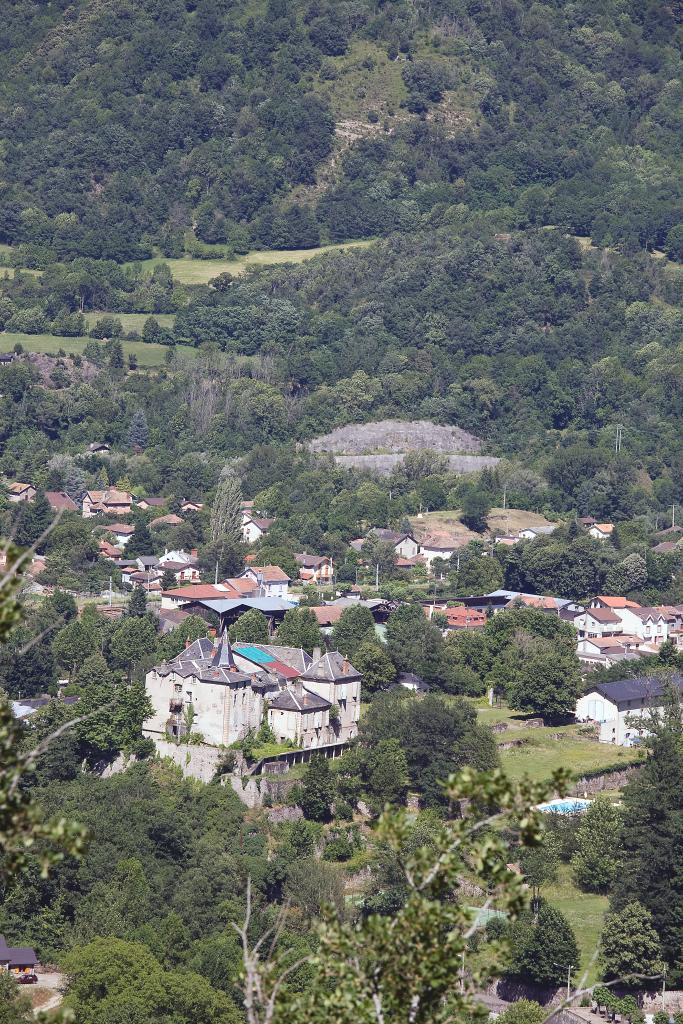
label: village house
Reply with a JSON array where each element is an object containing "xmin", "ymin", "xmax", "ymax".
[
  {"xmin": 576, "ymin": 675, "xmax": 683, "ymax": 745},
  {"xmin": 241, "ymin": 513, "xmax": 275, "ymax": 544},
  {"xmin": 460, "ymin": 590, "xmax": 583, "ymax": 616},
  {"xmin": 99, "ymin": 539, "xmax": 122, "ymax": 560},
  {"xmin": 418, "ymin": 532, "xmax": 460, "ymax": 568},
  {"xmin": 150, "ymin": 513, "xmax": 184, "ymax": 529},
  {"xmin": 157, "ymin": 549, "xmax": 200, "ymax": 584},
  {"xmin": 0, "ymin": 935, "xmax": 37, "ymax": 979},
  {"xmin": 295, "ymin": 552, "xmax": 334, "ymax": 584},
  {"xmin": 238, "ymin": 565, "xmax": 290, "ymax": 599},
  {"xmin": 588, "ymin": 597, "xmax": 671, "ymax": 647},
  {"xmin": 82, "ymin": 488, "xmax": 134, "ymax": 517},
  {"xmin": 576, "ymin": 635, "xmax": 644, "ymax": 671},
  {"xmin": 517, "ymin": 525, "xmax": 558, "ymax": 540},
  {"xmin": 100, "ymin": 522, "xmax": 135, "ymax": 548},
  {"xmin": 350, "ymin": 528, "xmax": 420, "ymax": 560},
  {"xmin": 87, "ymin": 442, "xmax": 111, "ymax": 454},
  {"xmin": 7, "ymin": 481, "xmax": 36, "ymax": 503},
  {"xmin": 573, "ymin": 607, "xmax": 623, "ymax": 639},
  {"xmin": 45, "ymin": 490, "xmax": 79, "ymax": 512},
  {"xmin": 588, "ymin": 523, "xmax": 615, "ymax": 541},
  {"xmin": 137, "ymin": 496, "xmax": 167, "ymax": 511},
  {"xmin": 144, "ymin": 633, "xmax": 360, "ymax": 750},
  {"xmin": 180, "ymin": 499, "xmax": 204, "ymax": 512}
]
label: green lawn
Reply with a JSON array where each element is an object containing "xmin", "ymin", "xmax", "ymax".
[
  {"xmin": 477, "ymin": 705, "xmax": 642, "ymax": 784},
  {"xmin": 545, "ymin": 864, "xmax": 608, "ymax": 984},
  {"xmin": 125, "ymin": 239, "xmax": 375, "ymax": 284},
  {"xmin": 84, "ymin": 311, "xmax": 176, "ymax": 332},
  {"xmin": 0, "ymin": 332, "xmax": 192, "ymax": 367}
]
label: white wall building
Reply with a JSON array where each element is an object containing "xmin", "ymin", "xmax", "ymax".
[{"xmin": 576, "ymin": 676, "xmax": 682, "ymax": 745}]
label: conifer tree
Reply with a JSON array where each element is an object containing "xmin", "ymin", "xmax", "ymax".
[
  {"xmin": 210, "ymin": 468, "xmax": 243, "ymax": 546},
  {"xmin": 300, "ymin": 756, "xmax": 335, "ymax": 822},
  {"xmin": 128, "ymin": 409, "xmax": 149, "ymax": 449},
  {"xmin": 128, "ymin": 587, "xmax": 147, "ymax": 617}
]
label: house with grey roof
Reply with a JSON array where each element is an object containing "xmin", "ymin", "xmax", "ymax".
[
  {"xmin": 0, "ymin": 934, "xmax": 37, "ymax": 978},
  {"xmin": 576, "ymin": 675, "xmax": 683, "ymax": 745}
]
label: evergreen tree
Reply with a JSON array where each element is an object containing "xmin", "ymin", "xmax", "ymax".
[
  {"xmin": 210, "ymin": 469, "xmax": 243, "ymax": 546},
  {"xmin": 511, "ymin": 900, "xmax": 580, "ymax": 985},
  {"xmin": 106, "ymin": 337, "xmax": 125, "ymax": 369},
  {"xmin": 613, "ymin": 689, "xmax": 683, "ymax": 973},
  {"xmin": 14, "ymin": 491, "xmax": 53, "ymax": 549},
  {"xmin": 128, "ymin": 409, "xmax": 149, "ymax": 449},
  {"xmin": 300, "ymin": 756, "xmax": 335, "ymax": 822},
  {"xmin": 275, "ymin": 609, "xmax": 324, "ymax": 654},
  {"xmin": 385, "ymin": 604, "xmax": 445, "ymax": 684},
  {"xmin": 229, "ymin": 609, "xmax": 270, "ymax": 644},
  {"xmin": 161, "ymin": 568, "xmax": 177, "ymax": 591},
  {"xmin": 128, "ymin": 587, "xmax": 147, "ymax": 618},
  {"xmin": 571, "ymin": 797, "xmax": 623, "ymax": 893},
  {"xmin": 600, "ymin": 901, "xmax": 665, "ymax": 981},
  {"xmin": 126, "ymin": 520, "xmax": 154, "ymax": 557},
  {"xmin": 331, "ymin": 605, "xmax": 376, "ymax": 658}
]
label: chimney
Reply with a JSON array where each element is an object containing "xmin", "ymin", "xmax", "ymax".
[
  {"xmin": 191, "ymin": 548, "xmax": 198, "ymax": 557},
  {"xmin": 342, "ymin": 656, "xmax": 350, "ymax": 675},
  {"xmin": 185, "ymin": 638, "xmax": 191, "ymax": 649},
  {"xmin": 312, "ymin": 646, "xmax": 322, "ymax": 663},
  {"xmin": 292, "ymin": 678, "xmax": 303, "ymax": 699}
]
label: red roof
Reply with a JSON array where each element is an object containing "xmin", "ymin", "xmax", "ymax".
[
  {"xmin": 595, "ymin": 596, "xmax": 641, "ymax": 609},
  {"xmin": 310, "ymin": 605, "xmax": 345, "ymax": 626}
]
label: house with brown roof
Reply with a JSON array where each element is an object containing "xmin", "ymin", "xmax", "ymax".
[
  {"xmin": 82, "ymin": 489, "xmax": 134, "ymax": 518},
  {"xmin": 295, "ymin": 552, "xmax": 334, "ymax": 583},
  {"xmin": 137, "ymin": 496, "xmax": 167, "ymax": 511},
  {"xmin": 7, "ymin": 482, "xmax": 36, "ymax": 503},
  {"xmin": 98, "ymin": 522, "xmax": 135, "ymax": 548},
  {"xmin": 573, "ymin": 607, "xmax": 623, "ymax": 639},
  {"xmin": 239, "ymin": 565, "xmax": 290, "ymax": 599},
  {"xmin": 180, "ymin": 500, "xmax": 204, "ymax": 512},
  {"xmin": 45, "ymin": 490, "xmax": 78, "ymax": 512},
  {"xmin": 419, "ymin": 533, "xmax": 461, "ymax": 568},
  {"xmin": 87, "ymin": 442, "xmax": 111, "ymax": 454},
  {"xmin": 241, "ymin": 514, "xmax": 275, "ymax": 544},
  {"xmin": 150, "ymin": 513, "xmax": 184, "ymax": 529}
]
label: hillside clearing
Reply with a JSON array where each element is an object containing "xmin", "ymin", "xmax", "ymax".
[
  {"xmin": 84, "ymin": 312, "xmax": 176, "ymax": 332},
  {"xmin": 0, "ymin": 332, "xmax": 190, "ymax": 367},
  {"xmin": 126, "ymin": 239, "xmax": 375, "ymax": 284},
  {"xmin": 409, "ymin": 507, "xmax": 558, "ymax": 543}
]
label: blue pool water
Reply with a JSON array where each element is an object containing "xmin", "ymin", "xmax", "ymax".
[{"xmin": 537, "ymin": 798, "xmax": 591, "ymax": 814}]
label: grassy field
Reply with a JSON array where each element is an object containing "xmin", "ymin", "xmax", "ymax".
[
  {"xmin": 84, "ymin": 311, "xmax": 176, "ymax": 332},
  {"xmin": 410, "ymin": 507, "xmax": 558, "ymax": 544},
  {"xmin": 477, "ymin": 705, "xmax": 642, "ymax": 784},
  {"xmin": 0, "ymin": 332, "xmax": 190, "ymax": 367},
  {"xmin": 125, "ymin": 239, "xmax": 375, "ymax": 284},
  {"xmin": 545, "ymin": 864, "xmax": 608, "ymax": 984}
]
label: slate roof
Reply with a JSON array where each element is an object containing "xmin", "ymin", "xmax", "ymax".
[
  {"xmin": 582, "ymin": 608, "xmax": 621, "ymax": 624},
  {"xmin": 0, "ymin": 935, "xmax": 37, "ymax": 967},
  {"xmin": 158, "ymin": 635, "xmax": 260, "ymax": 687},
  {"xmin": 302, "ymin": 651, "xmax": 360, "ymax": 682},
  {"xmin": 269, "ymin": 687, "xmax": 331, "ymax": 712},
  {"xmin": 589, "ymin": 675, "xmax": 683, "ymax": 704}
]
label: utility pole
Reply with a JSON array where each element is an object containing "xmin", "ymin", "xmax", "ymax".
[
  {"xmin": 375, "ymin": 563, "xmax": 379, "ymax": 591},
  {"xmin": 662, "ymin": 968, "xmax": 667, "ymax": 1011},
  {"xmin": 215, "ymin": 561, "xmax": 219, "ymax": 585},
  {"xmin": 108, "ymin": 575, "xmax": 112, "ymax": 608},
  {"xmin": 672, "ymin": 505, "xmax": 677, "ymax": 529},
  {"xmin": 502, "ymin": 485, "xmax": 507, "ymax": 510}
]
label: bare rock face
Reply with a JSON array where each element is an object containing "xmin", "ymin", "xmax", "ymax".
[
  {"xmin": 308, "ymin": 419, "xmax": 484, "ymax": 455},
  {"xmin": 308, "ymin": 419, "xmax": 499, "ymax": 476}
]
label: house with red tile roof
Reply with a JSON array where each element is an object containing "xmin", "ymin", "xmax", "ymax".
[
  {"xmin": 82, "ymin": 489, "xmax": 133, "ymax": 517},
  {"xmin": 45, "ymin": 490, "xmax": 79, "ymax": 512},
  {"xmin": 238, "ymin": 565, "xmax": 290, "ymax": 598}
]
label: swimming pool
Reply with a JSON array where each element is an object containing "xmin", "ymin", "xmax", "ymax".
[{"xmin": 536, "ymin": 798, "xmax": 591, "ymax": 814}]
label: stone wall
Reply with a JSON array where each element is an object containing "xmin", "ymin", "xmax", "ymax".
[
  {"xmin": 154, "ymin": 739, "xmax": 223, "ymax": 782},
  {"xmin": 568, "ymin": 764, "xmax": 641, "ymax": 796}
]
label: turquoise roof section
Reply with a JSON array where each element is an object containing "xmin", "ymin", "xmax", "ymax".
[{"xmin": 236, "ymin": 645, "xmax": 275, "ymax": 664}]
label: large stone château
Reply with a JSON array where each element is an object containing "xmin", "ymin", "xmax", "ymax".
[{"xmin": 144, "ymin": 630, "xmax": 361, "ymax": 750}]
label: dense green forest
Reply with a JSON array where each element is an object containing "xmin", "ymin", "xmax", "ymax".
[{"xmin": 2, "ymin": 0, "xmax": 683, "ymax": 261}]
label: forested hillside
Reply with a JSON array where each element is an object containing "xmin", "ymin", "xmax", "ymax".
[{"xmin": 1, "ymin": 0, "xmax": 683, "ymax": 262}]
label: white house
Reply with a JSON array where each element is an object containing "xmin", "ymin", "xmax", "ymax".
[
  {"xmin": 102, "ymin": 523, "xmax": 135, "ymax": 548},
  {"xmin": 576, "ymin": 637, "xmax": 643, "ymax": 670},
  {"xmin": 295, "ymin": 553, "xmax": 334, "ymax": 584},
  {"xmin": 573, "ymin": 607, "xmax": 623, "ymax": 639},
  {"xmin": 588, "ymin": 523, "xmax": 614, "ymax": 541},
  {"xmin": 419, "ymin": 533, "xmax": 459, "ymax": 568},
  {"xmin": 238, "ymin": 565, "xmax": 290, "ymax": 599},
  {"xmin": 350, "ymin": 529, "xmax": 420, "ymax": 560},
  {"xmin": 82, "ymin": 489, "xmax": 134, "ymax": 518},
  {"xmin": 241, "ymin": 514, "xmax": 275, "ymax": 544},
  {"xmin": 576, "ymin": 676, "xmax": 683, "ymax": 745},
  {"xmin": 517, "ymin": 525, "xmax": 558, "ymax": 540}
]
